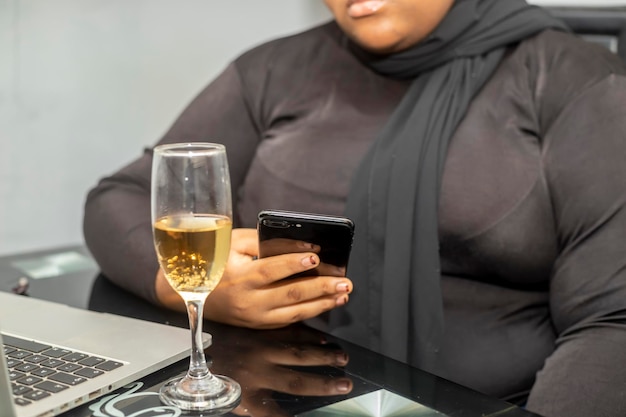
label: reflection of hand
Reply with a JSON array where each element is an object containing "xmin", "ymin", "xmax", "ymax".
[
  {"xmin": 208, "ymin": 326, "xmax": 353, "ymax": 417},
  {"xmin": 259, "ymin": 238, "xmax": 321, "ymax": 257},
  {"xmin": 259, "ymin": 238, "xmax": 346, "ymax": 277},
  {"xmin": 204, "ymin": 229, "xmax": 353, "ymax": 329}
]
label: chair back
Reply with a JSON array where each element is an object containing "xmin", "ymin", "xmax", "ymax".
[{"xmin": 545, "ymin": 6, "xmax": 626, "ymax": 60}]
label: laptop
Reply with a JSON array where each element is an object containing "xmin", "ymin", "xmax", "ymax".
[{"xmin": 0, "ymin": 291, "xmax": 203, "ymax": 417}]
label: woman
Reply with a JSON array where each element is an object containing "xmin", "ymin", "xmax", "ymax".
[{"xmin": 83, "ymin": 0, "xmax": 626, "ymax": 415}]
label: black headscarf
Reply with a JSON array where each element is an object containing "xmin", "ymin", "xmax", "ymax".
[{"xmin": 333, "ymin": 0, "xmax": 568, "ymax": 366}]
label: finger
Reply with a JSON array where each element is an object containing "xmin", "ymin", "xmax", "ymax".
[
  {"xmin": 253, "ymin": 252, "xmax": 321, "ymax": 285},
  {"xmin": 313, "ymin": 262, "xmax": 346, "ymax": 277},
  {"xmin": 231, "ymin": 228, "xmax": 259, "ymax": 256},
  {"xmin": 261, "ymin": 343, "xmax": 350, "ymax": 368},
  {"xmin": 253, "ymin": 276, "xmax": 352, "ymax": 325},
  {"xmin": 271, "ymin": 275, "xmax": 352, "ymax": 301},
  {"xmin": 255, "ymin": 368, "xmax": 354, "ymax": 397},
  {"xmin": 259, "ymin": 294, "xmax": 351, "ymax": 329},
  {"xmin": 259, "ymin": 238, "xmax": 321, "ymax": 257}
]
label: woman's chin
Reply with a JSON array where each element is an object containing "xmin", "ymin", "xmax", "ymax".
[{"xmin": 350, "ymin": 35, "xmax": 409, "ymax": 55}]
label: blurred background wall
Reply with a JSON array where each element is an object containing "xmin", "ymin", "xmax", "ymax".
[
  {"xmin": 0, "ymin": 0, "xmax": 331, "ymax": 255},
  {"xmin": 0, "ymin": 0, "xmax": 619, "ymax": 256}
]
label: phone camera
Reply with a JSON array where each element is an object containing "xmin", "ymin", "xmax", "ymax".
[{"xmin": 262, "ymin": 219, "xmax": 290, "ymax": 229}]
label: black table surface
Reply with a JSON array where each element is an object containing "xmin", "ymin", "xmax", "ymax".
[{"xmin": 0, "ymin": 245, "xmax": 541, "ymax": 417}]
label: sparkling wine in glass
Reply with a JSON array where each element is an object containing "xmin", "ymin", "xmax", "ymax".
[{"xmin": 151, "ymin": 142, "xmax": 241, "ymax": 413}]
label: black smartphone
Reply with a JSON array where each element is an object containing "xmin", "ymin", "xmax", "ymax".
[{"xmin": 257, "ymin": 210, "xmax": 355, "ymax": 276}]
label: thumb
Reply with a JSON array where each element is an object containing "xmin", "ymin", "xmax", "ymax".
[{"xmin": 231, "ymin": 228, "xmax": 259, "ymax": 257}]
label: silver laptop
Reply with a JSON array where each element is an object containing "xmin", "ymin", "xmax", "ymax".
[{"xmin": 0, "ymin": 291, "xmax": 202, "ymax": 417}]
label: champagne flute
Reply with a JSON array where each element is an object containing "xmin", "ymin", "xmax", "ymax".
[{"xmin": 151, "ymin": 142, "xmax": 241, "ymax": 413}]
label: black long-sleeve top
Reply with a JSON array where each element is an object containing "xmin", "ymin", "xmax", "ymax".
[{"xmin": 84, "ymin": 22, "xmax": 626, "ymax": 417}]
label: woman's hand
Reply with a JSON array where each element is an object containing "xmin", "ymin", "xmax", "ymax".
[
  {"xmin": 206, "ymin": 228, "xmax": 353, "ymax": 329},
  {"xmin": 155, "ymin": 228, "xmax": 353, "ymax": 329}
]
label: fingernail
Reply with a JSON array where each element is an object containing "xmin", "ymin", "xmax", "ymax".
[
  {"xmin": 301, "ymin": 255, "xmax": 317, "ymax": 267},
  {"xmin": 335, "ymin": 352, "xmax": 348, "ymax": 366},
  {"xmin": 335, "ymin": 379, "xmax": 352, "ymax": 392},
  {"xmin": 336, "ymin": 282, "xmax": 350, "ymax": 293},
  {"xmin": 332, "ymin": 265, "xmax": 345, "ymax": 276},
  {"xmin": 336, "ymin": 295, "xmax": 349, "ymax": 306},
  {"xmin": 297, "ymin": 241, "xmax": 315, "ymax": 250}
]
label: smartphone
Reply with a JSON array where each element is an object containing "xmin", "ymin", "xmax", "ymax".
[{"xmin": 257, "ymin": 210, "xmax": 355, "ymax": 276}]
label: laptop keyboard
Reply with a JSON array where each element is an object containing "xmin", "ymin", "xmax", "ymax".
[{"xmin": 2, "ymin": 333, "xmax": 125, "ymax": 406}]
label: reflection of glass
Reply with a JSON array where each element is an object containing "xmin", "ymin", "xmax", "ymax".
[
  {"xmin": 297, "ymin": 389, "xmax": 444, "ymax": 417},
  {"xmin": 151, "ymin": 142, "xmax": 240, "ymax": 413}
]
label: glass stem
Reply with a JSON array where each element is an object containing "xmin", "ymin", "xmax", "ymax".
[{"xmin": 186, "ymin": 298, "xmax": 210, "ymax": 379}]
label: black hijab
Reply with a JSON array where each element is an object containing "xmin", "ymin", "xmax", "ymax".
[{"xmin": 334, "ymin": 0, "xmax": 567, "ymax": 366}]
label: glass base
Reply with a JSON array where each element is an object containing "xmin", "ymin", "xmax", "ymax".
[{"xmin": 159, "ymin": 373, "xmax": 241, "ymax": 414}]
